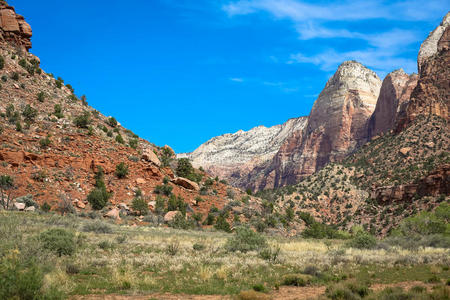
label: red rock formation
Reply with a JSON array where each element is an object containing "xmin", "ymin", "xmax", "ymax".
[
  {"xmin": 367, "ymin": 70, "xmax": 418, "ymax": 139},
  {"xmin": 244, "ymin": 61, "xmax": 381, "ymax": 190},
  {"xmin": 396, "ymin": 14, "xmax": 450, "ymax": 131},
  {"xmin": 374, "ymin": 164, "xmax": 449, "ymax": 203},
  {"xmin": 0, "ymin": 2, "xmax": 32, "ymax": 51}
]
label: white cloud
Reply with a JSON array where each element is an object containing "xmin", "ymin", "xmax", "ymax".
[
  {"xmin": 230, "ymin": 77, "xmax": 245, "ymax": 82},
  {"xmin": 223, "ymin": 0, "xmax": 444, "ymax": 21},
  {"xmin": 222, "ymin": 0, "xmax": 443, "ymax": 75},
  {"xmin": 289, "ymin": 48, "xmax": 417, "ymax": 76}
]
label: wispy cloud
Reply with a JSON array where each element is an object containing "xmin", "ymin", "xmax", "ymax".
[
  {"xmin": 222, "ymin": 0, "xmax": 445, "ymax": 75},
  {"xmin": 230, "ymin": 77, "xmax": 245, "ymax": 82},
  {"xmin": 222, "ymin": 0, "xmax": 444, "ymax": 21}
]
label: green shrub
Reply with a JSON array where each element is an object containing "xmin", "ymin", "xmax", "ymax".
[
  {"xmin": 40, "ymin": 202, "xmax": 51, "ymax": 212},
  {"xmin": 87, "ymin": 168, "xmax": 111, "ymax": 210},
  {"xmin": 39, "ymin": 228, "xmax": 76, "ymax": 256},
  {"xmin": 154, "ymin": 184, "xmax": 173, "ymax": 196},
  {"xmin": 0, "ymin": 254, "xmax": 44, "ymax": 300},
  {"xmin": 115, "ymin": 134, "xmax": 125, "ymax": 144},
  {"xmin": 225, "ymin": 226, "xmax": 268, "ymax": 253},
  {"xmin": 0, "ymin": 56, "xmax": 4, "ymax": 70},
  {"xmin": 37, "ymin": 91, "xmax": 46, "ymax": 102},
  {"xmin": 107, "ymin": 117, "xmax": 118, "ymax": 127},
  {"xmin": 53, "ymin": 104, "xmax": 63, "ymax": 119},
  {"xmin": 39, "ymin": 136, "xmax": 51, "ymax": 149},
  {"xmin": 176, "ymin": 158, "xmax": 193, "ymax": 178},
  {"xmin": 11, "ymin": 72, "xmax": 19, "ymax": 81},
  {"xmin": 98, "ymin": 240, "xmax": 115, "ymax": 251},
  {"xmin": 87, "ymin": 188, "xmax": 109, "ymax": 210},
  {"xmin": 259, "ymin": 245, "xmax": 280, "ymax": 262},
  {"xmin": 214, "ymin": 215, "xmax": 231, "ymax": 233},
  {"xmin": 115, "ymin": 162, "xmax": 129, "ymax": 179},
  {"xmin": 129, "ymin": 138, "xmax": 138, "ymax": 149},
  {"xmin": 132, "ymin": 196, "xmax": 148, "ymax": 215},
  {"xmin": 82, "ymin": 220, "xmax": 113, "ymax": 234},
  {"xmin": 347, "ymin": 232, "xmax": 377, "ymax": 249},
  {"xmin": 22, "ymin": 104, "xmax": 37, "ymax": 123},
  {"xmin": 193, "ymin": 243, "xmax": 206, "ymax": 251},
  {"xmin": 281, "ymin": 274, "xmax": 310, "ymax": 287},
  {"xmin": 74, "ymin": 111, "xmax": 91, "ymax": 128}
]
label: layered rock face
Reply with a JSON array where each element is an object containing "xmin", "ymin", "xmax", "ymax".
[
  {"xmin": 179, "ymin": 117, "xmax": 308, "ymax": 187},
  {"xmin": 0, "ymin": 2, "xmax": 32, "ymax": 51},
  {"xmin": 245, "ymin": 61, "xmax": 381, "ymax": 190},
  {"xmin": 367, "ymin": 69, "xmax": 418, "ymax": 138},
  {"xmin": 397, "ymin": 13, "xmax": 450, "ymax": 131}
]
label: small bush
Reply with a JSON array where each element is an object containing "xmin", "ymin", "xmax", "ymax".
[
  {"xmin": 225, "ymin": 226, "xmax": 268, "ymax": 253},
  {"xmin": 115, "ymin": 134, "xmax": 125, "ymax": 144},
  {"xmin": 22, "ymin": 104, "xmax": 37, "ymax": 123},
  {"xmin": 82, "ymin": 220, "xmax": 113, "ymax": 234},
  {"xmin": 37, "ymin": 91, "xmax": 46, "ymax": 102},
  {"xmin": 132, "ymin": 196, "xmax": 148, "ymax": 215},
  {"xmin": 214, "ymin": 215, "xmax": 231, "ymax": 233},
  {"xmin": 347, "ymin": 232, "xmax": 377, "ymax": 249},
  {"xmin": 39, "ymin": 228, "xmax": 76, "ymax": 256},
  {"xmin": 281, "ymin": 274, "xmax": 310, "ymax": 287},
  {"xmin": 259, "ymin": 245, "xmax": 280, "ymax": 262},
  {"xmin": 74, "ymin": 111, "xmax": 91, "ymax": 128},
  {"xmin": 193, "ymin": 243, "xmax": 206, "ymax": 251},
  {"xmin": 39, "ymin": 136, "xmax": 51, "ymax": 148},
  {"xmin": 0, "ymin": 254, "xmax": 45, "ymax": 300},
  {"xmin": 87, "ymin": 188, "xmax": 109, "ymax": 210},
  {"xmin": 0, "ymin": 56, "xmax": 4, "ymax": 70},
  {"xmin": 238, "ymin": 290, "xmax": 270, "ymax": 300},
  {"xmin": 40, "ymin": 202, "xmax": 51, "ymax": 212},
  {"xmin": 11, "ymin": 72, "xmax": 19, "ymax": 81},
  {"xmin": 98, "ymin": 240, "xmax": 115, "ymax": 251},
  {"xmin": 107, "ymin": 117, "xmax": 118, "ymax": 127},
  {"xmin": 115, "ymin": 162, "xmax": 129, "ymax": 179},
  {"xmin": 166, "ymin": 240, "xmax": 180, "ymax": 256}
]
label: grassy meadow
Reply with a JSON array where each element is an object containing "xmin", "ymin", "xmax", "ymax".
[{"xmin": 0, "ymin": 210, "xmax": 449, "ymax": 299}]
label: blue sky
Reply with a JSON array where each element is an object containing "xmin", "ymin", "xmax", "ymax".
[{"xmin": 13, "ymin": 0, "xmax": 448, "ymax": 153}]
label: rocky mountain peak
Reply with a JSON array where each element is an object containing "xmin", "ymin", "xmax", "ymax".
[
  {"xmin": 417, "ymin": 11, "xmax": 450, "ymax": 72},
  {"xmin": 368, "ymin": 69, "xmax": 418, "ymax": 139},
  {"xmin": 0, "ymin": 1, "xmax": 32, "ymax": 51}
]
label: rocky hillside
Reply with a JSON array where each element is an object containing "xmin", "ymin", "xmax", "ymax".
[
  {"xmin": 179, "ymin": 116, "xmax": 307, "ymax": 187},
  {"xmin": 397, "ymin": 12, "xmax": 450, "ymax": 131},
  {"xmin": 0, "ymin": 1, "xmax": 263, "ymax": 228},
  {"xmin": 254, "ymin": 13, "xmax": 450, "ymax": 236}
]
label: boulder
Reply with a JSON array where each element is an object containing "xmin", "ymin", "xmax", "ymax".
[
  {"xmin": 142, "ymin": 148, "xmax": 161, "ymax": 166},
  {"xmin": 173, "ymin": 177, "xmax": 199, "ymax": 191},
  {"xmin": 119, "ymin": 203, "xmax": 130, "ymax": 211},
  {"xmin": 13, "ymin": 202, "xmax": 25, "ymax": 211},
  {"xmin": 136, "ymin": 178, "xmax": 146, "ymax": 185},
  {"xmin": 76, "ymin": 201, "xmax": 86, "ymax": 209},
  {"xmin": 164, "ymin": 211, "xmax": 181, "ymax": 222},
  {"xmin": 25, "ymin": 206, "xmax": 35, "ymax": 212},
  {"xmin": 104, "ymin": 208, "xmax": 120, "ymax": 220},
  {"xmin": 399, "ymin": 147, "xmax": 412, "ymax": 156}
]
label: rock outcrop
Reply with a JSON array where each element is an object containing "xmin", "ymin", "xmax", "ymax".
[
  {"xmin": 0, "ymin": 2, "xmax": 32, "ymax": 51},
  {"xmin": 367, "ymin": 69, "xmax": 418, "ymax": 139},
  {"xmin": 244, "ymin": 61, "xmax": 381, "ymax": 190},
  {"xmin": 179, "ymin": 117, "xmax": 308, "ymax": 187},
  {"xmin": 417, "ymin": 12, "xmax": 450, "ymax": 73},
  {"xmin": 397, "ymin": 13, "xmax": 450, "ymax": 131}
]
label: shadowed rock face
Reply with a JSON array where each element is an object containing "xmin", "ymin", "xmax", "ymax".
[
  {"xmin": 367, "ymin": 69, "xmax": 418, "ymax": 139},
  {"xmin": 397, "ymin": 13, "xmax": 450, "ymax": 131},
  {"xmin": 0, "ymin": 2, "xmax": 32, "ymax": 51}
]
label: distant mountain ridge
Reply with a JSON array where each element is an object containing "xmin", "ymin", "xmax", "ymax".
[{"xmin": 185, "ymin": 12, "xmax": 450, "ymax": 192}]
